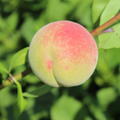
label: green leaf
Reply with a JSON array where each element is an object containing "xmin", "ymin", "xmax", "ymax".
[
  {"xmin": 92, "ymin": 0, "xmax": 110, "ymax": 23},
  {"xmin": 97, "ymin": 87, "xmax": 117, "ymax": 109},
  {"xmin": 0, "ymin": 87, "xmax": 15, "ymax": 107},
  {"xmin": 9, "ymin": 47, "xmax": 29, "ymax": 72},
  {"xmin": 23, "ymin": 74, "xmax": 40, "ymax": 84},
  {"xmin": 0, "ymin": 62, "xmax": 8, "ymax": 74},
  {"xmin": 89, "ymin": 103, "xmax": 107, "ymax": 120},
  {"xmin": 51, "ymin": 94, "xmax": 82, "ymax": 120},
  {"xmin": 74, "ymin": 0, "xmax": 93, "ymax": 30},
  {"xmin": 6, "ymin": 12, "xmax": 18, "ymax": 31},
  {"xmin": 14, "ymin": 79, "xmax": 27, "ymax": 113},
  {"xmin": 21, "ymin": 17, "xmax": 37, "ymax": 43},
  {"xmin": 98, "ymin": 0, "xmax": 120, "ymax": 49},
  {"xmin": 46, "ymin": 0, "xmax": 79, "ymax": 21},
  {"xmin": 0, "ymin": 17, "xmax": 5, "ymax": 30},
  {"xmin": 102, "ymin": 48, "xmax": 120, "ymax": 69},
  {"xmin": 23, "ymin": 92, "xmax": 38, "ymax": 98},
  {"xmin": 96, "ymin": 49, "xmax": 118, "ymax": 85},
  {"xmin": 99, "ymin": 23, "xmax": 120, "ymax": 49},
  {"xmin": 100, "ymin": 0, "xmax": 120, "ymax": 25},
  {"xmin": 27, "ymin": 85, "xmax": 52, "ymax": 97},
  {"xmin": 85, "ymin": 96, "xmax": 107, "ymax": 120}
]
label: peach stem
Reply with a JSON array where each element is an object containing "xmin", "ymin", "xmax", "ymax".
[{"xmin": 91, "ymin": 13, "xmax": 120, "ymax": 36}]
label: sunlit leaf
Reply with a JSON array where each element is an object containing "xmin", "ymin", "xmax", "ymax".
[
  {"xmin": 97, "ymin": 87, "xmax": 117, "ymax": 109},
  {"xmin": 46, "ymin": 0, "xmax": 79, "ymax": 21},
  {"xmin": 51, "ymin": 94, "xmax": 82, "ymax": 120},
  {"xmin": 98, "ymin": 0, "xmax": 120, "ymax": 49},
  {"xmin": 9, "ymin": 47, "xmax": 29, "ymax": 72},
  {"xmin": 99, "ymin": 23, "xmax": 120, "ymax": 49},
  {"xmin": 92, "ymin": 0, "xmax": 110, "ymax": 23},
  {"xmin": 100, "ymin": 0, "xmax": 120, "ymax": 25}
]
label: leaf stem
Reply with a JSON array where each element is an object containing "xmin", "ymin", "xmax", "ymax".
[{"xmin": 91, "ymin": 13, "xmax": 120, "ymax": 36}]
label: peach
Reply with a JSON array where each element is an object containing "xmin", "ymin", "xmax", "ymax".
[{"xmin": 28, "ymin": 21, "xmax": 98, "ymax": 87}]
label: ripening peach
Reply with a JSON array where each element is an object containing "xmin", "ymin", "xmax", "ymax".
[{"xmin": 29, "ymin": 21, "xmax": 98, "ymax": 87}]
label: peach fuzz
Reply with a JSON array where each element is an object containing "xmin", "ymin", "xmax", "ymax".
[{"xmin": 29, "ymin": 21, "xmax": 98, "ymax": 87}]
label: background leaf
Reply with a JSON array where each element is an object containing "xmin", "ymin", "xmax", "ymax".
[
  {"xmin": 23, "ymin": 92, "xmax": 38, "ymax": 98},
  {"xmin": 0, "ymin": 62, "xmax": 8, "ymax": 74},
  {"xmin": 98, "ymin": 0, "xmax": 120, "ymax": 49},
  {"xmin": 100, "ymin": 0, "xmax": 120, "ymax": 25},
  {"xmin": 46, "ymin": 0, "xmax": 79, "ymax": 21},
  {"xmin": 51, "ymin": 94, "xmax": 82, "ymax": 120},
  {"xmin": 74, "ymin": 0, "xmax": 93, "ymax": 30},
  {"xmin": 6, "ymin": 12, "xmax": 18, "ymax": 31},
  {"xmin": 99, "ymin": 23, "xmax": 120, "ymax": 49},
  {"xmin": 97, "ymin": 87, "xmax": 117, "ymax": 109},
  {"xmin": 26, "ymin": 85, "xmax": 52, "ymax": 97},
  {"xmin": 0, "ymin": 87, "xmax": 15, "ymax": 108},
  {"xmin": 92, "ymin": 0, "xmax": 110, "ymax": 24},
  {"xmin": 21, "ymin": 17, "xmax": 37, "ymax": 43},
  {"xmin": 9, "ymin": 47, "xmax": 29, "ymax": 72}
]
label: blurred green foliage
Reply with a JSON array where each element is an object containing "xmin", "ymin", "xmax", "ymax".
[{"xmin": 0, "ymin": 0, "xmax": 120, "ymax": 120}]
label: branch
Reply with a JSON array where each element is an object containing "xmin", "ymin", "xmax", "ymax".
[
  {"xmin": 0, "ymin": 69, "xmax": 31, "ymax": 89},
  {"xmin": 91, "ymin": 13, "xmax": 120, "ymax": 36}
]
